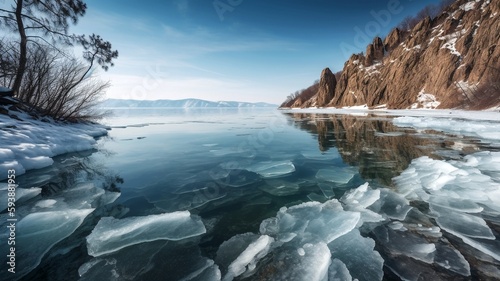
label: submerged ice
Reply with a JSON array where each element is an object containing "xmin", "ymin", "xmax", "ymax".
[{"xmin": 86, "ymin": 211, "xmax": 206, "ymax": 256}]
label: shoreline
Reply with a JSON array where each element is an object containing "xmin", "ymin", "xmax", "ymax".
[
  {"xmin": 0, "ymin": 106, "xmax": 109, "ymax": 181},
  {"xmin": 280, "ymin": 107, "xmax": 500, "ymax": 121}
]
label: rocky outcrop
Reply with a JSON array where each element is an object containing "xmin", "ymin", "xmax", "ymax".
[
  {"xmin": 384, "ymin": 28, "xmax": 402, "ymax": 52},
  {"xmin": 316, "ymin": 68, "xmax": 337, "ymax": 106},
  {"xmin": 282, "ymin": 0, "xmax": 500, "ymax": 110},
  {"xmin": 365, "ymin": 37, "xmax": 384, "ymax": 66}
]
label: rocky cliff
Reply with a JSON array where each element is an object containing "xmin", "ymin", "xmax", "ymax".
[{"xmin": 282, "ymin": 0, "xmax": 500, "ymax": 110}]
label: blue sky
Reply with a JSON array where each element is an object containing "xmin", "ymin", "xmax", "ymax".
[{"xmin": 71, "ymin": 0, "xmax": 443, "ymax": 104}]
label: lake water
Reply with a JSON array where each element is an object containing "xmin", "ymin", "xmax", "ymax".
[{"xmin": 3, "ymin": 108, "xmax": 500, "ymax": 281}]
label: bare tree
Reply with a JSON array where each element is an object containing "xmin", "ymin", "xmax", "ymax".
[
  {"xmin": 0, "ymin": 0, "xmax": 117, "ymax": 95},
  {"xmin": 9, "ymin": 43, "xmax": 110, "ymax": 121}
]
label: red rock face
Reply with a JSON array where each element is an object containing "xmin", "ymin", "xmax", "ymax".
[{"xmin": 283, "ymin": 0, "xmax": 500, "ymax": 110}]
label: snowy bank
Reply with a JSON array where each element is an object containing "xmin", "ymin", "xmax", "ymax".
[
  {"xmin": 281, "ymin": 108, "xmax": 500, "ymax": 122},
  {"xmin": 0, "ymin": 108, "xmax": 109, "ymax": 180}
]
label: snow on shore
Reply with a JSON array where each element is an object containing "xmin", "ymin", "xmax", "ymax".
[
  {"xmin": 0, "ymin": 109, "xmax": 109, "ymax": 180},
  {"xmin": 281, "ymin": 107, "xmax": 500, "ymax": 121}
]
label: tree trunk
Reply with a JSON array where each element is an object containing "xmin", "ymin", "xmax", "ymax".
[{"xmin": 12, "ymin": 0, "xmax": 27, "ymax": 96}]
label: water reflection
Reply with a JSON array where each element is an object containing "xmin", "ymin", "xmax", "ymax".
[{"xmin": 284, "ymin": 113, "xmax": 485, "ymax": 185}]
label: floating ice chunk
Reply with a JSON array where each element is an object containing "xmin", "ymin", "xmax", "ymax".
[
  {"xmin": 428, "ymin": 196, "xmax": 483, "ymax": 213},
  {"xmin": 260, "ymin": 199, "xmax": 360, "ymax": 244},
  {"xmin": 307, "ymin": 192, "xmax": 327, "ymax": 202},
  {"xmin": 341, "ymin": 183, "xmax": 380, "ymax": 208},
  {"xmin": 0, "ymin": 185, "xmax": 41, "ymax": 211},
  {"xmin": 435, "ymin": 244, "xmax": 471, "ymax": 276},
  {"xmin": 435, "ymin": 208, "xmax": 495, "ymax": 240},
  {"xmin": 328, "ymin": 229, "xmax": 384, "ymax": 281},
  {"xmin": 341, "ymin": 183, "xmax": 385, "ymax": 224},
  {"xmin": 9, "ymin": 209, "xmax": 94, "ymax": 278},
  {"xmin": 247, "ymin": 161, "xmax": 295, "ymax": 178},
  {"xmin": 216, "ymin": 233, "xmax": 262, "ymax": 275},
  {"xmin": 374, "ymin": 225, "xmax": 436, "ymax": 264},
  {"xmin": 223, "ymin": 169, "xmax": 261, "ymax": 187},
  {"xmin": 79, "ymin": 241, "xmax": 221, "ymax": 281},
  {"xmin": 35, "ymin": 199, "xmax": 57, "ymax": 208},
  {"xmin": 328, "ymin": 258, "xmax": 352, "ymax": 281},
  {"xmin": 385, "ymin": 255, "xmax": 440, "ymax": 281},
  {"xmin": 222, "ymin": 235, "xmax": 274, "ymax": 281},
  {"xmin": 260, "ymin": 179, "xmax": 301, "ymax": 196},
  {"xmin": 318, "ymin": 183, "xmax": 335, "ymax": 199},
  {"xmin": 180, "ymin": 260, "xmax": 222, "ymax": 281},
  {"xmin": 254, "ymin": 242, "xmax": 331, "ymax": 281},
  {"xmin": 316, "ymin": 168, "xmax": 356, "ymax": 184},
  {"xmin": 450, "ymin": 234, "xmax": 500, "ymax": 262},
  {"xmin": 183, "ymin": 264, "xmax": 221, "ymax": 281},
  {"xmin": 370, "ymin": 189, "xmax": 413, "ymax": 221},
  {"xmin": 86, "ymin": 211, "xmax": 206, "ymax": 257}
]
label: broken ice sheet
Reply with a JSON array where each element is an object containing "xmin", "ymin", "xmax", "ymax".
[
  {"xmin": 318, "ymin": 183, "xmax": 335, "ymax": 199},
  {"xmin": 219, "ymin": 235, "xmax": 274, "ymax": 281},
  {"xmin": 434, "ymin": 244, "xmax": 471, "ymax": 276},
  {"xmin": 433, "ymin": 205, "xmax": 495, "ymax": 240},
  {"xmin": 1, "ymin": 209, "xmax": 94, "ymax": 278},
  {"xmin": 328, "ymin": 229, "xmax": 384, "ymax": 281},
  {"xmin": 251, "ymin": 242, "xmax": 331, "ymax": 281},
  {"xmin": 259, "ymin": 199, "xmax": 360, "ymax": 244},
  {"xmin": 79, "ymin": 241, "xmax": 221, "ymax": 281},
  {"xmin": 316, "ymin": 167, "xmax": 357, "ymax": 184},
  {"xmin": 0, "ymin": 184, "xmax": 41, "ymax": 211},
  {"xmin": 259, "ymin": 179, "xmax": 301, "ymax": 196},
  {"xmin": 328, "ymin": 258, "xmax": 352, "ymax": 281},
  {"xmin": 86, "ymin": 211, "xmax": 206, "ymax": 257},
  {"xmin": 373, "ymin": 225, "xmax": 436, "ymax": 264},
  {"xmin": 246, "ymin": 160, "xmax": 296, "ymax": 178}
]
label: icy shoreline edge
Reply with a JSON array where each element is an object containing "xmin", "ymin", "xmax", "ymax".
[
  {"xmin": 280, "ymin": 107, "xmax": 500, "ymax": 121},
  {"xmin": 0, "ymin": 108, "xmax": 110, "ymax": 180}
]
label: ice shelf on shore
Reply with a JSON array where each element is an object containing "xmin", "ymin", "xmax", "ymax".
[
  {"xmin": 86, "ymin": 211, "xmax": 206, "ymax": 257},
  {"xmin": 0, "ymin": 109, "xmax": 108, "ymax": 180},
  {"xmin": 393, "ymin": 116, "xmax": 500, "ymax": 142}
]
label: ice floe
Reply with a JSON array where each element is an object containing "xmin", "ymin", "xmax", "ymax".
[
  {"xmin": 316, "ymin": 167, "xmax": 357, "ymax": 184},
  {"xmin": 8, "ymin": 209, "xmax": 94, "ymax": 278},
  {"xmin": 328, "ymin": 229, "xmax": 384, "ymax": 281},
  {"xmin": 220, "ymin": 235, "xmax": 274, "ymax": 281},
  {"xmin": 86, "ymin": 211, "xmax": 206, "ymax": 256},
  {"xmin": 246, "ymin": 160, "xmax": 296, "ymax": 178},
  {"xmin": 393, "ymin": 151, "xmax": 500, "ymax": 262}
]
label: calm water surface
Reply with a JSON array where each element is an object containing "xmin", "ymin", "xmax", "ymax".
[{"xmin": 4, "ymin": 108, "xmax": 500, "ymax": 281}]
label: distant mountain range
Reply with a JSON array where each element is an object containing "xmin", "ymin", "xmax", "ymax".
[{"xmin": 101, "ymin": 99, "xmax": 277, "ymax": 108}]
